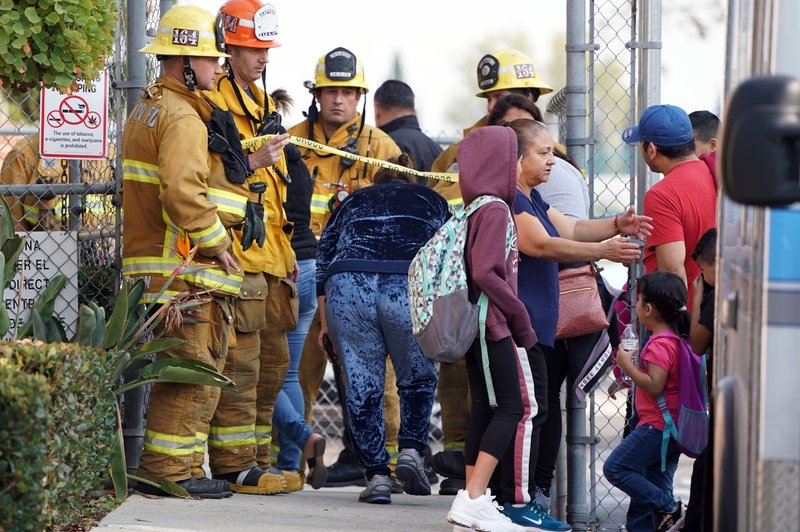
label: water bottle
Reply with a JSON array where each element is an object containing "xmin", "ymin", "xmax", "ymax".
[
  {"xmin": 620, "ymin": 324, "xmax": 639, "ymax": 351},
  {"xmin": 619, "ymin": 324, "xmax": 639, "ymax": 385}
]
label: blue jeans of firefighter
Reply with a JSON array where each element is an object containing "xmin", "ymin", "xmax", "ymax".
[
  {"xmin": 603, "ymin": 423, "xmax": 680, "ymax": 532},
  {"xmin": 275, "ymin": 259, "xmax": 319, "ymax": 471},
  {"xmin": 325, "ymin": 271, "xmax": 437, "ymax": 479}
]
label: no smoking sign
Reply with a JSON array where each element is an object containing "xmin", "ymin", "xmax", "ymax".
[{"xmin": 40, "ymin": 70, "xmax": 108, "ymax": 159}]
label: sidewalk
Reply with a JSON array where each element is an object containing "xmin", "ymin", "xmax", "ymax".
[{"xmin": 93, "ymin": 486, "xmax": 456, "ymax": 532}]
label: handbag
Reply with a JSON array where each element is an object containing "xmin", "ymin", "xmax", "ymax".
[{"xmin": 555, "ymin": 264, "xmax": 610, "ymax": 340}]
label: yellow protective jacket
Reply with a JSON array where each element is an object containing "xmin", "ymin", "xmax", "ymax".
[
  {"xmin": 121, "ymin": 76, "xmax": 247, "ymax": 303},
  {"xmin": 429, "ymin": 116, "xmax": 487, "ymax": 206},
  {"xmin": 0, "ymin": 133, "xmax": 113, "ymax": 231},
  {"xmin": 205, "ymin": 74, "xmax": 295, "ymax": 277},
  {"xmin": 288, "ymin": 115, "xmax": 400, "ymax": 236}
]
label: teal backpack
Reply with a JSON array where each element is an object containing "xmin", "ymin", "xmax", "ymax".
[{"xmin": 408, "ymin": 194, "xmax": 514, "ymax": 407}]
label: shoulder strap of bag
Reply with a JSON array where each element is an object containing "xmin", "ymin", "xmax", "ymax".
[{"xmin": 477, "ymin": 201, "xmax": 515, "ymax": 408}]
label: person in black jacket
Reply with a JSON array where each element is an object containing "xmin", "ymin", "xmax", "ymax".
[{"xmin": 374, "ymin": 80, "xmax": 443, "ymax": 175}]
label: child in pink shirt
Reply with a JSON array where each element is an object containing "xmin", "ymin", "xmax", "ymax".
[{"xmin": 604, "ymin": 271, "xmax": 688, "ymax": 532}]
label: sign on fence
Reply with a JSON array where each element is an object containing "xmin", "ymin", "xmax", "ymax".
[
  {"xmin": 3, "ymin": 232, "xmax": 79, "ymax": 340},
  {"xmin": 39, "ymin": 70, "xmax": 109, "ymax": 159}
]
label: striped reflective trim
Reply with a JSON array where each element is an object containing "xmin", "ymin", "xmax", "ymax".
[
  {"xmin": 255, "ymin": 424, "xmax": 272, "ymax": 446},
  {"xmin": 122, "ymin": 257, "xmax": 243, "ymax": 296},
  {"xmin": 310, "ymin": 194, "xmax": 332, "ymax": 215},
  {"xmin": 143, "ymin": 428, "xmax": 195, "ymax": 456},
  {"xmin": 443, "ymin": 442, "xmax": 465, "ymax": 451},
  {"xmin": 208, "ymin": 187, "xmax": 247, "ymax": 218},
  {"xmin": 447, "ymin": 197, "xmax": 464, "ymax": 207},
  {"xmin": 386, "ymin": 444, "xmax": 399, "ymax": 466},
  {"xmin": 23, "ymin": 202, "xmax": 65, "ymax": 217},
  {"xmin": 122, "ymin": 159, "xmax": 159, "ymax": 184},
  {"xmin": 194, "ymin": 432, "xmax": 208, "ymax": 454},
  {"xmin": 138, "ymin": 290, "xmax": 181, "ymax": 305},
  {"xmin": 188, "ymin": 217, "xmax": 227, "ymax": 249},
  {"xmin": 208, "ymin": 424, "xmax": 256, "ymax": 448}
]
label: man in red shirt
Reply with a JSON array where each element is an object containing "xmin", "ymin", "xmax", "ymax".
[{"xmin": 623, "ymin": 104, "xmax": 717, "ymax": 302}]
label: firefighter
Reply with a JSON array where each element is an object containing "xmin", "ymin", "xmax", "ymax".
[
  {"xmin": 1, "ymin": 133, "xmax": 114, "ymax": 231},
  {"xmin": 122, "ymin": 5, "xmax": 249, "ymax": 498},
  {"xmin": 427, "ymin": 49, "xmax": 552, "ymax": 496},
  {"xmin": 287, "ymin": 47, "xmax": 403, "ymax": 488},
  {"xmin": 202, "ymin": 0, "xmax": 326, "ymax": 495}
]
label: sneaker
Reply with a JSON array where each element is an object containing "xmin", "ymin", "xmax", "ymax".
[
  {"xmin": 358, "ymin": 474, "xmax": 393, "ymax": 504},
  {"xmin": 432, "ymin": 450, "xmax": 466, "ymax": 479},
  {"xmin": 440, "ymin": 477, "xmax": 466, "ymax": 495},
  {"xmin": 135, "ymin": 476, "xmax": 233, "ymax": 499},
  {"xmin": 534, "ymin": 487, "xmax": 551, "ymax": 513},
  {"xmin": 389, "ymin": 474, "xmax": 404, "ymax": 494},
  {"xmin": 323, "ymin": 459, "xmax": 366, "ymax": 487},
  {"xmin": 447, "ymin": 488, "xmax": 524, "ymax": 532},
  {"xmin": 423, "ymin": 445, "xmax": 440, "ymax": 486},
  {"xmin": 395, "ymin": 448, "xmax": 432, "ymax": 496},
  {"xmin": 655, "ymin": 500, "xmax": 683, "ymax": 532},
  {"xmin": 503, "ymin": 501, "xmax": 572, "ymax": 531}
]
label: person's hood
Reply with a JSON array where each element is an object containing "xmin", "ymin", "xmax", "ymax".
[
  {"xmin": 457, "ymin": 125, "xmax": 518, "ymax": 205},
  {"xmin": 699, "ymin": 151, "xmax": 718, "ymax": 191}
]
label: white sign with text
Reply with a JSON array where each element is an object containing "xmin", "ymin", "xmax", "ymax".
[
  {"xmin": 3, "ymin": 232, "xmax": 79, "ymax": 339},
  {"xmin": 39, "ymin": 70, "xmax": 109, "ymax": 159}
]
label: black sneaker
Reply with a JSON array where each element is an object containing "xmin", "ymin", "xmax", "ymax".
[
  {"xmin": 136, "ymin": 476, "xmax": 233, "ymax": 499},
  {"xmin": 431, "ymin": 450, "xmax": 466, "ymax": 479},
  {"xmin": 323, "ymin": 460, "xmax": 366, "ymax": 487},
  {"xmin": 655, "ymin": 500, "xmax": 683, "ymax": 532},
  {"xmin": 422, "ymin": 446, "xmax": 440, "ymax": 486},
  {"xmin": 438, "ymin": 477, "xmax": 466, "ymax": 495}
]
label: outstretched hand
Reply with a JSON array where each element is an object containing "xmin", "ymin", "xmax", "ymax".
[
  {"xmin": 616, "ymin": 206, "xmax": 653, "ymax": 240},
  {"xmin": 250, "ymin": 132, "xmax": 290, "ymax": 169},
  {"xmin": 601, "ymin": 235, "xmax": 641, "ymax": 264}
]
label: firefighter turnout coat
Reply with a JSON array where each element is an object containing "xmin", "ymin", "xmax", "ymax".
[
  {"xmin": 206, "ymin": 75, "xmax": 295, "ymax": 277},
  {"xmin": 121, "ymin": 76, "xmax": 247, "ymax": 303},
  {"xmin": 288, "ymin": 115, "xmax": 400, "ymax": 236}
]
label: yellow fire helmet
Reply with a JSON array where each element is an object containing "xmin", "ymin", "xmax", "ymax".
[
  {"xmin": 475, "ymin": 49, "xmax": 552, "ymax": 97},
  {"xmin": 140, "ymin": 5, "xmax": 229, "ymax": 58},
  {"xmin": 306, "ymin": 47, "xmax": 369, "ymax": 93}
]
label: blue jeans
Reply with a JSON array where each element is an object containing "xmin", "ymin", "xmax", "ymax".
[
  {"xmin": 325, "ymin": 272, "xmax": 437, "ymax": 478},
  {"xmin": 603, "ymin": 423, "xmax": 680, "ymax": 532},
  {"xmin": 274, "ymin": 259, "xmax": 319, "ymax": 471}
]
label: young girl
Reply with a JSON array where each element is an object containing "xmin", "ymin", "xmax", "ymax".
[{"xmin": 603, "ymin": 271, "xmax": 688, "ymax": 532}]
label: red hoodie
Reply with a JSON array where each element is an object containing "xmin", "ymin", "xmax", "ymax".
[{"xmin": 458, "ymin": 126, "xmax": 538, "ymax": 350}]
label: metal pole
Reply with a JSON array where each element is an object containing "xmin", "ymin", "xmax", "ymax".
[
  {"xmin": 635, "ymin": 0, "xmax": 662, "ymax": 195},
  {"xmin": 565, "ymin": 1, "xmax": 594, "ymax": 530},
  {"xmin": 120, "ymin": 0, "xmax": 148, "ymax": 475}
]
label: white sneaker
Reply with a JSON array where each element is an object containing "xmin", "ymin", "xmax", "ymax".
[{"xmin": 447, "ymin": 488, "xmax": 524, "ymax": 532}]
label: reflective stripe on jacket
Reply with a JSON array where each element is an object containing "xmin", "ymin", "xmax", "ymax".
[
  {"xmin": 288, "ymin": 115, "xmax": 401, "ymax": 236},
  {"xmin": 429, "ymin": 116, "xmax": 487, "ymax": 206}
]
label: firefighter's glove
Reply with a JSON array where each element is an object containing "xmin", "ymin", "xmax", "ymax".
[{"xmin": 241, "ymin": 201, "xmax": 266, "ymax": 252}]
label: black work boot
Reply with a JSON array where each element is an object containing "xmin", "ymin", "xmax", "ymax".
[
  {"xmin": 324, "ymin": 460, "xmax": 366, "ymax": 487},
  {"xmin": 431, "ymin": 450, "xmax": 466, "ymax": 479},
  {"xmin": 423, "ymin": 445, "xmax": 440, "ymax": 486},
  {"xmin": 136, "ymin": 476, "xmax": 233, "ymax": 499}
]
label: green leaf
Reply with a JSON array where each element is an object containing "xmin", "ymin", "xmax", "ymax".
[
  {"xmin": 75, "ymin": 304, "xmax": 97, "ymax": 345},
  {"xmin": 0, "ymin": 195, "xmax": 16, "ymax": 245},
  {"xmin": 2, "ymin": 236, "xmax": 25, "ymax": 288},
  {"xmin": 91, "ymin": 304, "xmax": 106, "ymax": 349},
  {"xmin": 31, "ymin": 311, "xmax": 46, "ymax": 341},
  {"xmin": 131, "ymin": 338, "xmax": 185, "ymax": 359},
  {"xmin": 103, "ymin": 283, "xmax": 128, "ymax": 349},
  {"xmin": 45, "ymin": 11, "xmax": 60, "ymax": 24},
  {"xmin": 32, "ymin": 52, "xmax": 48, "ymax": 65},
  {"xmin": 0, "ymin": 305, "xmax": 9, "ymax": 337},
  {"xmin": 23, "ymin": 7, "xmax": 41, "ymax": 24},
  {"xmin": 45, "ymin": 317, "xmax": 64, "ymax": 342},
  {"xmin": 109, "ymin": 407, "xmax": 127, "ymax": 501},
  {"xmin": 115, "ymin": 359, "xmax": 233, "ymax": 395}
]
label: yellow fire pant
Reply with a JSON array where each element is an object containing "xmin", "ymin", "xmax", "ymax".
[
  {"xmin": 207, "ymin": 273, "xmax": 293, "ymax": 475},
  {"xmin": 137, "ymin": 297, "xmax": 232, "ymax": 483},
  {"xmin": 438, "ymin": 357, "xmax": 471, "ymax": 449}
]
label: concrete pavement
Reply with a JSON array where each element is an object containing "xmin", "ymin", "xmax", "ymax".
[{"xmin": 94, "ymin": 485, "xmax": 456, "ymax": 532}]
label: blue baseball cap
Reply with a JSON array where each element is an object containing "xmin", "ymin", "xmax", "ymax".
[{"xmin": 622, "ymin": 104, "xmax": 694, "ymax": 147}]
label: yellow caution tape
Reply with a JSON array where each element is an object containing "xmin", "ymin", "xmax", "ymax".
[{"xmin": 241, "ymin": 133, "xmax": 459, "ymax": 183}]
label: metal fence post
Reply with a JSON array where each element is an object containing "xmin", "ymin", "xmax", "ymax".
[
  {"xmin": 119, "ymin": 0, "xmax": 149, "ymax": 475},
  {"xmin": 565, "ymin": 1, "xmax": 593, "ymax": 530}
]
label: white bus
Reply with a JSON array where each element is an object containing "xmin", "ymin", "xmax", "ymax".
[{"xmin": 715, "ymin": 0, "xmax": 800, "ymax": 530}]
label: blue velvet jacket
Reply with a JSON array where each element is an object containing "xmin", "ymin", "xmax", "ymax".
[{"xmin": 316, "ymin": 181, "xmax": 450, "ymax": 296}]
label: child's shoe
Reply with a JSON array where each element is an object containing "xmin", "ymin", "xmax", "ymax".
[{"xmin": 502, "ymin": 500, "xmax": 572, "ymax": 531}]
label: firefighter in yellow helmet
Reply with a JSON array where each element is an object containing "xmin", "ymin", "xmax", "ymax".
[
  {"xmin": 288, "ymin": 48, "xmax": 404, "ymax": 488},
  {"xmin": 427, "ymin": 48, "xmax": 552, "ymax": 496},
  {"xmin": 122, "ymin": 4, "xmax": 251, "ymax": 498},
  {"xmin": 201, "ymin": 0, "xmax": 327, "ymax": 495}
]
